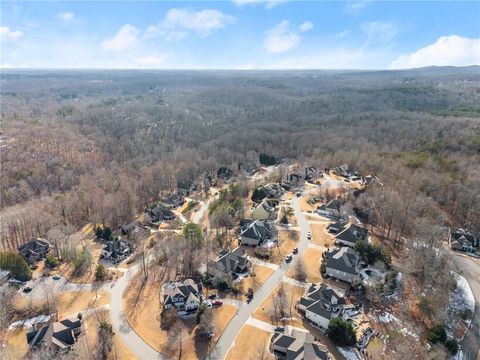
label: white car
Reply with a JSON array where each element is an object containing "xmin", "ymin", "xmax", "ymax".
[{"xmin": 307, "ymin": 232, "xmax": 312, "ymax": 240}]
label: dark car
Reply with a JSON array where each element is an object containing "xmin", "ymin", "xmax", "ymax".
[
  {"xmin": 23, "ymin": 286, "xmax": 32, "ymax": 293},
  {"xmin": 285, "ymin": 255, "xmax": 293, "ymax": 263},
  {"xmin": 212, "ymin": 300, "xmax": 223, "ymax": 306},
  {"xmin": 296, "ymin": 192, "xmax": 302, "ymax": 197},
  {"xmin": 293, "ymin": 247, "xmax": 299, "ymax": 254},
  {"xmin": 208, "ymin": 293, "xmax": 217, "ymax": 300}
]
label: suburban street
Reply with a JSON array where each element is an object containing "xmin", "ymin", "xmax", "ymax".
[
  {"xmin": 452, "ymin": 254, "xmax": 480, "ymax": 360},
  {"xmin": 213, "ymin": 194, "xmax": 312, "ymax": 359}
]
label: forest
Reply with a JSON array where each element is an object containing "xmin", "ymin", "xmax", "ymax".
[{"xmin": 0, "ymin": 67, "xmax": 479, "ymax": 251}]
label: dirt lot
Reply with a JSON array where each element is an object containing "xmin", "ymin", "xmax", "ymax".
[
  {"xmin": 226, "ymin": 325, "xmax": 274, "ymax": 360},
  {"xmin": 288, "ymin": 247, "xmax": 323, "ymax": 283},
  {"xmin": 253, "ymin": 282, "xmax": 306, "ymax": 329},
  {"xmin": 299, "ymin": 195, "xmax": 319, "ymax": 212},
  {"xmin": 310, "ymin": 223, "xmax": 335, "ymax": 248},
  {"xmin": 123, "ymin": 280, "xmax": 236, "ymax": 360}
]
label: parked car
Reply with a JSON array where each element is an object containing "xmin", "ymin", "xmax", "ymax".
[
  {"xmin": 52, "ymin": 275, "xmax": 61, "ymax": 280},
  {"xmin": 23, "ymin": 286, "xmax": 32, "ymax": 293},
  {"xmin": 208, "ymin": 293, "xmax": 217, "ymax": 300},
  {"xmin": 307, "ymin": 232, "xmax": 312, "ymax": 240},
  {"xmin": 204, "ymin": 301, "xmax": 213, "ymax": 308},
  {"xmin": 293, "ymin": 247, "xmax": 299, "ymax": 254},
  {"xmin": 285, "ymin": 255, "xmax": 293, "ymax": 263},
  {"xmin": 274, "ymin": 326, "xmax": 285, "ymax": 332},
  {"xmin": 344, "ymin": 179, "xmax": 350, "ymax": 182},
  {"xmin": 296, "ymin": 192, "xmax": 302, "ymax": 197},
  {"xmin": 212, "ymin": 300, "xmax": 223, "ymax": 306}
]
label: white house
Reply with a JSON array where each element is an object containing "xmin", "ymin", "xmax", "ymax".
[{"xmin": 162, "ymin": 279, "xmax": 201, "ymax": 311}]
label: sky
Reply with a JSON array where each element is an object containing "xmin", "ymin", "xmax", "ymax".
[{"xmin": 1, "ymin": 1, "xmax": 479, "ymax": 69}]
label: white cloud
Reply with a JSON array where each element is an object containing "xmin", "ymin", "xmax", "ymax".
[
  {"xmin": 362, "ymin": 21, "xmax": 398, "ymax": 43},
  {"xmin": 345, "ymin": 0, "xmax": 371, "ymax": 13},
  {"xmin": 133, "ymin": 54, "xmax": 169, "ymax": 67},
  {"xmin": 56, "ymin": 12, "xmax": 75, "ymax": 21},
  {"xmin": 390, "ymin": 35, "xmax": 480, "ymax": 69},
  {"xmin": 331, "ymin": 30, "xmax": 350, "ymax": 39},
  {"xmin": 232, "ymin": 0, "xmax": 287, "ymax": 9},
  {"xmin": 299, "ymin": 21, "xmax": 313, "ymax": 33},
  {"xmin": 102, "ymin": 24, "xmax": 139, "ymax": 52},
  {"xmin": 162, "ymin": 8, "xmax": 235, "ymax": 37},
  {"xmin": 0, "ymin": 26, "xmax": 24, "ymax": 42},
  {"xmin": 265, "ymin": 20, "xmax": 309, "ymax": 54}
]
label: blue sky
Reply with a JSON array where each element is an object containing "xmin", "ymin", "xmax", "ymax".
[{"xmin": 1, "ymin": 1, "xmax": 479, "ymax": 69}]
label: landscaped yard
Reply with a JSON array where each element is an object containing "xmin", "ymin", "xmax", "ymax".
[
  {"xmin": 245, "ymin": 228, "xmax": 300, "ymax": 264},
  {"xmin": 123, "ymin": 279, "xmax": 237, "ymax": 360},
  {"xmin": 226, "ymin": 325, "xmax": 274, "ymax": 360},
  {"xmin": 253, "ymin": 282, "xmax": 306, "ymax": 329}
]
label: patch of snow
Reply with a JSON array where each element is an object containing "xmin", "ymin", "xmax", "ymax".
[
  {"xmin": 9, "ymin": 315, "xmax": 51, "ymax": 330},
  {"xmin": 378, "ymin": 312, "xmax": 398, "ymax": 323}
]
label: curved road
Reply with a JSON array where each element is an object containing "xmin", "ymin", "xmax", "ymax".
[
  {"xmin": 213, "ymin": 195, "xmax": 312, "ymax": 359},
  {"xmin": 452, "ymin": 255, "xmax": 480, "ymax": 360}
]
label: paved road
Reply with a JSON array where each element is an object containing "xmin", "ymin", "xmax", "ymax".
[
  {"xmin": 110, "ymin": 261, "xmax": 169, "ymax": 360},
  {"xmin": 453, "ymin": 255, "xmax": 480, "ymax": 360},
  {"xmin": 213, "ymin": 194, "xmax": 312, "ymax": 359}
]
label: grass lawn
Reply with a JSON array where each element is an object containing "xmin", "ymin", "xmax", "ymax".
[
  {"xmin": 288, "ymin": 247, "xmax": 323, "ymax": 283},
  {"xmin": 123, "ymin": 280, "xmax": 236, "ymax": 360},
  {"xmin": 226, "ymin": 325, "xmax": 274, "ymax": 360},
  {"xmin": 85, "ymin": 310, "xmax": 138, "ymax": 360},
  {"xmin": 310, "ymin": 223, "xmax": 335, "ymax": 248},
  {"xmin": 243, "ymin": 228, "xmax": 300, "ymax": 264},
  {"xmin": 237, "ymin": 265, "xmax": 274, "ymax": 293},
  {"xmin": 299, "ymin": 196, "xmax": 317, "ymax": 212},
  {"xmin": 1, "ymin": 328, "xmax": 29, "ymax": 360},
  {"xmin": 253, "ymin": 282, "xmax": 306, "ymax": 329}
]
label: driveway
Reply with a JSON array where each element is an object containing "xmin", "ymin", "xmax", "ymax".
[
  {"xmin": 213, "ymin": 194, "xmax": 312, "ymax": 359},
  {"xmin": 452, "ymin": 254, "xmax": 480, "ymax": 360}
]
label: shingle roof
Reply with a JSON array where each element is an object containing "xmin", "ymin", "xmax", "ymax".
[
  {"xmin": 325, "ymin": 247, "xmax": 359, "ymax": 275},
  {"xmin": 335, "ymin": 224, "xmax": 368, "ymax": 246}
]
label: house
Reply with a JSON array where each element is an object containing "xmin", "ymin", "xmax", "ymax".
[
  {"xmin": 334, "ymin": 164, "xmax": 359, "ymax": 179},
  {"xmin": 281, "ymin": 172, "xmax": 305, "ymax": 190},
  {"xmin": 217, "ymin": 166, "xmax": 235, "ymax": 181},
  {"xmin": 262, "ymin": 182, "xmax": 284, "ymax": 199},
  {"xmin": 323, "ymin": 247, "xmax": 360, "ymax": 284},
  {"xmin": 317, "ymin": 199, "xmax": 342, "ymax": 218},
  {"xmin": 101, "ymin": 239, "xmax": 131, "ymax": 263},
  {"xmin": 450, "ymin": 230, "xmax": 478, "ymax": 253},
  {"xmin": 239, "ymin": 220, "xmax": 277, "ymax": 246},
  {"xmin": 297, "ymin": 284, "xmax": 346, "ymax": 330},
  {"xmin": 160, "ymin": 193, "xmax": 186, "ymax": 209},
  {"xmin": 304, "ymin": 167, "xmax": 318, "ymax": 182},
  {"xmin": 148, "ymin": 205, "xmax": 176, "ymax": 224},
  {"xmin": 162, "ymin": 279, "xmax": 201, "ymax": 311},
  {"xmin": 18, "ymin": 238, "xmax": 50, "ymax": 265},
  {"xmin": 327, "ymin": 220, "xmax": 347, "ymax": 234},
  {"xmin": 335, "ymin": 224, "xmax": 368, "ymax": 247},
  {"xmin": 26, "ymin": 317, "xmax": 84, "ymax": 352},
  {"xmin": 270, "ymin": 328, "xmax": 330, "ymax": 360},
  {"xmin": 207, "ymin": 247, "xmax": 252, "ymax": 279},
  {"xmin": 252, "ymin": 198, "xmax": 277, "ymax": 221},
  {"xmin": 118, "ymin": 221, "xmax": 140, "ymax": 236}
]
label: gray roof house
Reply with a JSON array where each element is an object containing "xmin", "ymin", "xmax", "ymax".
[
  {"xmin": 207, "ymin": 247, "xmax": 252, "ymax": 279},
  {"xmin": 160, "ymin": 192, "xmax": 186, "ymax": 209},
  {"xmin": 270, "ymin": 328, "xmax": 330, "ymax": 360},
  {"xmin": 101, "ymin": 239, "xmax": 131, "ymax": 263},
  {"xmin": 26, "ymin": 317, "xmax": 84, "ymax": 352},
  {"xmin": 239, "ymin": 220, "xmax": 277, "ymax": 246},
  {"xmin": 317, "ymin": 199, "xmax": 342, "ymax": 218},
  {"xmin": 148, "ymin": 205, "xmax": 176, "ymax": 223},
  {"xmin": 333, "ymin": 164, "xmax": 358, "ymax": 178},
  {"xmin": 323, "ymin": 247, "xmax": 360, "ymax": 284},
  {"xmin": 262, "ymin": 182, "xmax": 284, "ymax": 199},
  {"xmin": 298, "ymin": 284, "xmax": 346, "ymax": 330},
  {"xmin": 282, "ymin": 172, "xmax": 305, "ymax": 190},
  {"xmin": 18, "ymin": 238, "xmax": 50, "ymax": 265},
  {"xmin": 335, "ymin": 224, "xmax": 368, "ymax": 247},
  {"xmin": 162, "ymin": 279, "xmax": 201, "ymax": 311}
]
